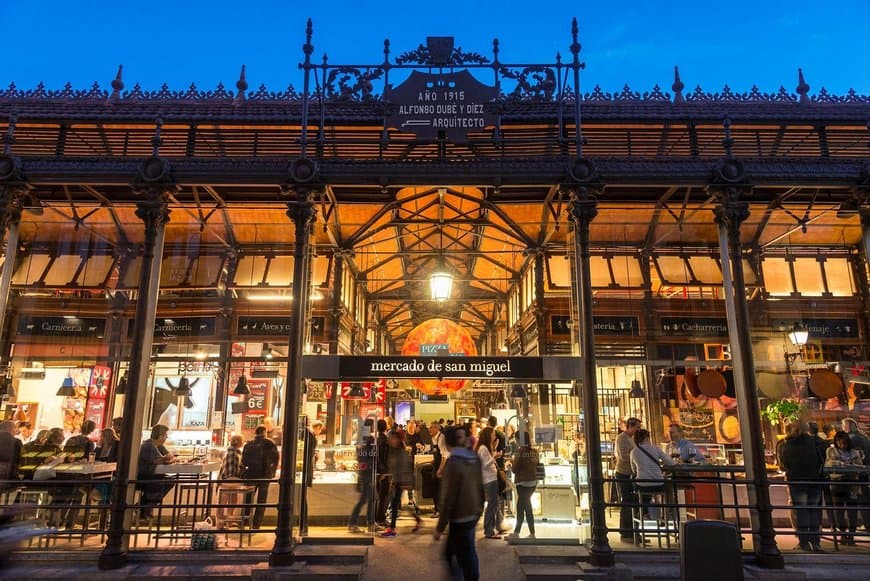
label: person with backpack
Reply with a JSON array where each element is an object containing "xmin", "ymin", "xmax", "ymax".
[{"xmin": 780, "ymin": 420, "xmax": 825, "ymax": 552}]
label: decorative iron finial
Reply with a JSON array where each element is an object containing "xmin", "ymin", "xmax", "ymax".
[
  {"xmin": 384, "ymin": 39, "xmax": 390, "ymax": 63},
  {"xmin": 570, "ymin": 18, "xmax": 581, "ymax": 58},
  {"xmin": 234, "ymin": 65, "xmax": 248, "ymax": 105},
  {"xmin": 493, "ymin": 38, "xmax": 500, "ymax": 63},
  {"xmin": 322, "ymin": 53, "xmax": 328, "ymax": 66},
  {"xmin": 2, "ymin": 114, "xmax": 16, "ymax": 155},
  {"xmin": 556, "ymin": 52, "xmax": 562, "ymax": 65},
  {"xmin": 151, "ymin": 118, "xmax": 164, "ymax": 157},
  {"xmin": 303, "ymin": 18, "xmax": 313, "ymax": 57},
  {"xmin": 672, "ymin": 66, "xmax": 685, "ymax": 104},
  {"xmin": 722, "ymin": 117, "xmax": 734, "ymax": 158},
  {"xmin": 108, "ymin": 64, "xmax": 124, "ymax": 103},
  {"xmin": 796, "ymin": 68, "xmax": 810, "ymax": 105}
]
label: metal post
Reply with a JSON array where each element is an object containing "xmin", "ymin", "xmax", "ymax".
[
  {"xmin": 324, "ymin": 251, "xmax": 345, "ymax": 453},
  {"xmin": 569, "ymin": 188, "xmax": 613, "ymax": 567},
  {"xmin": 715, "ymin": 188, "xmax": 783, "ymax": 569},
  {"xmin": 99, "ymin": 186, "xmax": 171, "ymax": 570},
  {"xmin": 269, "ymin": 190, "xmax": 316, "ymax": 567},
  {"xmin": 0, "ymin": 209, "xmax": 20, "ymax": 339}
]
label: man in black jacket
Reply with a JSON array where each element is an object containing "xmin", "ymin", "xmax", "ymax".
[
  {"xmin": 780, "ymin": 420, "xmax": 825, "ymax": 552},
  {"xmin": 242, "ymin": 426, "xmax": 279, "ymax": 529},
  {"xmin": 374, "ymin": 419, "xmax": 391, "ymax": 526},
  {"xmin": 433, "ymin": 425, "xmax": 483, "ymax": 581}
]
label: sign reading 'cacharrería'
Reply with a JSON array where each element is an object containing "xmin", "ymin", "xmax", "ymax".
[{"xmin": 385, "ymin": 70, "xmax": 496, "ymax": 140}]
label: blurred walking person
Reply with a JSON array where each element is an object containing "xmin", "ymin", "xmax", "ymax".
[{"xmin": 433, "ymin": 425, "xmax": 483, "ymax": 581}]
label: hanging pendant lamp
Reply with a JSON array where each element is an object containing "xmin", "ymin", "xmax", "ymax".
[
  {"xmin": 57, "ymin": 375, "xmax": 76, "ymax": 397},
  {"xmin": 233, "ymin": 373, "xmax": 251, "ymax": 395}
]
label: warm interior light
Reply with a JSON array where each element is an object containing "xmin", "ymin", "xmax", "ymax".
[
  {"xmin": 788, "ymin": 323, "xmax": 809, "ymax": 347},
  {"xmin": 430, "ymin": 270, "xmax": 453, "ymax": 301},
  {"xmin": 194, "ymin": 348, "xmax": 208, "ymax": 360},
  {"xmin": 247, "ymin": 293, "xmax": 293, "ymax": 302}
]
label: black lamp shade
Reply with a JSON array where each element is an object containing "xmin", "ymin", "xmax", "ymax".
[
  {"xmin": 233, "ymin": 374, "xmax": 250, "ymax": 395},
  {"xmin": 57, "ymin": 376, "xmax": 76, "ymax": 397},
  {"xmin": 174, "ymin": 376, "xmax": 192, "ymax": 396},
  {"xmin": 629, "ymin": 379, "xmax": 645, "ymax": 398},
  {"xmin": 115, "ymin": 373, "xmax": 128, "ymax": 395}
]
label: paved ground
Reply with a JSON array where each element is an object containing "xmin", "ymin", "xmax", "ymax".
[{"xmin": 360, "ymin": 518, "xmax": 524, "ymax": 581}]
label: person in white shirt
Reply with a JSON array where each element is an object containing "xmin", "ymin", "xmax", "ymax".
[{"xmin": 629, "ymin": 429, "xmax": 675, "ymax": 521}]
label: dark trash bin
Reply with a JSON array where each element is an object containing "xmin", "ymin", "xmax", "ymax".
[{"xmin": 680, "ymin": 520, "xmax": 743, "ymax": 581}]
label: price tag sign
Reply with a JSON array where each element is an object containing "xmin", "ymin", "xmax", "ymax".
[{"xmin": 247, "ymin": 395, "xmax": 266, "ymax": 415}]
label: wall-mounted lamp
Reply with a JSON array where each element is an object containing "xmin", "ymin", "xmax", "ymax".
[{"xmin": 787, "ymin": 322, "xmax": 809, "ymax": 347}]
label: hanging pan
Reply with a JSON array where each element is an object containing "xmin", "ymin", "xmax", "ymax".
[
  {"xmin": 697, "ymin": 369, "xmax": 727, "ymax": 398},
  {"xmin": 808, "ymin": 370, "xmax": 845, "ymax": 399}
]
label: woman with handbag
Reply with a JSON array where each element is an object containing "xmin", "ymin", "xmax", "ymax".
[
  {"xmin": 825, "ymin": 431, "xmax": 864, "ymax": 545},
  {"xmin": 507, "ymin": 431, "xmax": 539, "ymax": 540}
]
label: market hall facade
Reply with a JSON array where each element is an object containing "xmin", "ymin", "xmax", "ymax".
[{"xmin": 0, "ymin": 20, "xmax": 869, "ymax": 572}]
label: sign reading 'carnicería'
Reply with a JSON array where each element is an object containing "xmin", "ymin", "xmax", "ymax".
[{"xmin": 385, "ymin": 70, "xmax": 496, "ymax": 140}]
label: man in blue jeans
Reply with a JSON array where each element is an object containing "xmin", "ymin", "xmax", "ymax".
[
  {"xmin": 433, "ymin": 425, "xmax": 483, "ymax": 580},
  {"xmin": 780, "ymin": 420, "xmax": 825, "ymax": 552}
]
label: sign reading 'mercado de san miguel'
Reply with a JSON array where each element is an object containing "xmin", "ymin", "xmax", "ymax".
[{"xmin": 385, "ymin": 70, "xmax": 496, "ymax": 140}]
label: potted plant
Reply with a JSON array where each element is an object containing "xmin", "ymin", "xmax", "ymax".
[{"xmin": 760, "ymin": 399, "xmax": 804, "ymax": 435}]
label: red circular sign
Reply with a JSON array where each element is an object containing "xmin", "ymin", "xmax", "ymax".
[{"xmin": 401, "ymin": 318, "xmax": 477, "ymax": 394}]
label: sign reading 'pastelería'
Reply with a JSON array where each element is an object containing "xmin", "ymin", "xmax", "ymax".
[
  {"xmin": 385, "ymin": 70, "xmax": 496, "ymax": 140},
  {"xmin": 339, "ymin": 356, "xmax": 543, "ymax": 380}
]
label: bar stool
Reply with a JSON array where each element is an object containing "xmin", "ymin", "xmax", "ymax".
[{"xmin": 216, "ymin": 481, "xmax": 255, "ymax": 547}]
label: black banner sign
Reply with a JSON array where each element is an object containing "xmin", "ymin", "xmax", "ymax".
[
  {"xmin": 130, "ymin": 317, "xmax": 217, "ymax": 339},
  {"xmin": 661, "ymin": 317, "xmax": 729, "ymax": 337},
  {"xmin": 594, "ymin": 316, "xmax": 639, "ymax": 336},
  {"xmin": 238, "ymin": 316, "xmax": 292, "ymax": 336},
  {"xmin": 787, "ymin": 319, "xmax": 859, "ymax": 339},
  {"xmin": 338, "ymin": 356, "xmax": 544, "ymax": 380},
  {"xmin": 17, "ymin": 315, "xmax": 106, "ymax": 338},
  {"xmin": 385, "ymin": 70, "xmax": 496, "ymax": 140}
]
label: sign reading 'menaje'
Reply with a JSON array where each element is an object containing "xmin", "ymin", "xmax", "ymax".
[
  {"xmin": 339, "ymin": 356, "xmax": 543, "ymax": 380},
  {"xmin": 385, "ymin": 70, "xmax": 496, "ymax": 140}
]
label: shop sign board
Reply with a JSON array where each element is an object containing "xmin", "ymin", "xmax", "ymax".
[
  {"xmin": 337, "ymin": 355, "xmax": 544, "ymax": 380},
  {"xmin": 17, "ymin": 315, "xmax": 106, "ymax": 338},
  {"xmin": 384, "ymin": 70, "xmax": 496, "ymax": 140},
  {"xmin": 132, "ymin": 317, "xmax": 217, "ymax": 339},
  {"xmin": 237, "ymin": 316, "xmax": 293, "ymax": 336},
  {"xmin": 593, "ymin": 316, "xmax": 639, "ymax": 336},
  {"xmin": 661, "ymin": 317, "xmax": 729, "ymax": 338},
  {"xmin": 784, "ymin": 318, "xmax": 859, "ymax": 339}
]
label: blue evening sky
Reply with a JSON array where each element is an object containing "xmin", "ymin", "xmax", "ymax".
[{"xmin": 3, "ymin": 0, "xmax": 869, "ymax": 95}]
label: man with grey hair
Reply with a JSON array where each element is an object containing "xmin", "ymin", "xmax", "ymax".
[{"xmin": 0, "ymin": 420, "xmax": 21, "ymax": 484}]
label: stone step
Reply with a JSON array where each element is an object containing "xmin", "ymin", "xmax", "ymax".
[
  {"xmin": 292, "ymin": 543, "xmax": 368, "ymax": 565},
  {"xmin": 521, "ymin": 563, "xmax": 585, "ymax": 581},
  {"xmin": 515, "ymin": 544, "xmax": 590, "ymax": 564},
  {"xmin": 300, "ymin": 535, "xmax": 373, "ymax": 546},
  {"xmin": 252, "ymin": 562, "xmax": 363, "ymax": 581}
]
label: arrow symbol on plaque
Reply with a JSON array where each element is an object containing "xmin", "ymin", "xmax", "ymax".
[{"xmin": 402, "ymin": 120, "xmax": 431, "ymax": 127}]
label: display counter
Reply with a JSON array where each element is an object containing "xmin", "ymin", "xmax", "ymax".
[{"xmin": 537, "ymin": 461, "xmax": 579, "ymax": 521}]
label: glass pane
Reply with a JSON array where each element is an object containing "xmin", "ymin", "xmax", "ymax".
[
  {"xmin": 12, "ymin": 253, "xmax": 51, "ymax": 285},
  {"xmin": 266, "ymin": 256, "xmax": 294, "ymax": 286},
  {"xmin": 793, "ymin": 258, "xmax": 825, "ymax": 296},
  {"xmin": 235, "ymin": 255, "xmax": 269, "ymax": 286},
  {"xmin": 547, "ymin": 255, "xmax": 571, "ymax": 287},
  {"xmin": 824, "ymin": 258, "xmax": 855, "ymax": 296},
  {"xmin": 589, "ymin": 256, "xmax": 611, "ymax": 287},
  {"xmin": 78, "ymin": 255, "xmax": 114, "ymax": 286},
  {"xmin": 611, "ymin": 256, "xmax": 642, "ymax": 287},
  {"xmin": 43, "ymin": 255, "xmax": 83, "ymax": 286},
  {"xmin": 688, "ymin": 256, "xmax": 722, "ymax": 284},
  {"xmin": 761, "ymin": 258, "xmax": 793, "ymax": 296},
  {"xmin": 657, "ymin": 256, "xmax": 690, "ymax": 284}
]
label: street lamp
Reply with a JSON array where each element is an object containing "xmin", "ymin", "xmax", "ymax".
[{"xmin": 787, "ymin": 322, "xmax": 809, "ymax": 348}]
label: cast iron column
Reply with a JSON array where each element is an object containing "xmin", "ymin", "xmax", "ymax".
[
  {"xmin": 714, "ymin": 184, "xmax": 783, "ymax": 569},
  {"xmin": 99, "ymin": 163, "xmax": 173, "ymax": 570},
  {"xmin": 0, "ymin": 183, "xmax": 25, "ymax": 345},
  {"xmin": 324, "ymin": 250, "xmax": 347, "ymax": 454},
  {"xmin": 569, "ymin": 186, "xmax": 613, "ymax": 567},
  {"xmin": 270, "ymin": 188, "xmax": 316, "ymax": 566}
]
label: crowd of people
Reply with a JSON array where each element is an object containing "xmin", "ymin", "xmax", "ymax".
[{"xmin": 611, "ymin": 414, "xmax": 870, "ymax": 551}]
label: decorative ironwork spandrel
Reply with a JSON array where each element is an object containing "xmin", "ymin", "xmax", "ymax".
[
  {"xmin": 324, "ymin": 67, "xmax": 383, "ymax": 102},
  {"xmin": 498, "ymin": 66, "xmax": 557, "ymax": 101},
  {"xmin": 395, "ymin": 43, "xmax": 489, "ymax": 66}
]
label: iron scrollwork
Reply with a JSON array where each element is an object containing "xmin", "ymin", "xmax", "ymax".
[
  {"xmin": 498, "ymin": 66, "xmax": 557, "ymax": 101},
  {"xmin": 323, "ymin": 67, "xmax": 383, "ymax": 102},
  {"xmin": 395, "ymin": 44, "xmax": 489, "ymax": 66}
]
